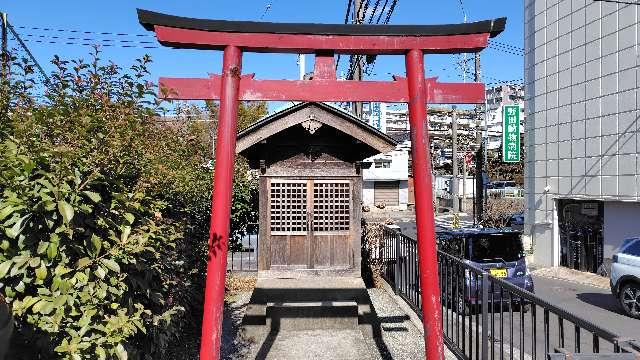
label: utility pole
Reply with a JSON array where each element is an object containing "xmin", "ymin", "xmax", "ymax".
[
  {"xmin": 1, "ymin": 12, "xmax": 7, "ymax": 82},
  {"xmin": 351, "ymin": 0, "xmax": 364, "ymax": 119},
  {"xmin": 462, "ymin": 152, "xmax": 466, "ymax": 213},
  {"xmin": 473, "ymin": 51, "xmax": 482, "ymax": 223},
  {"xmin": 452, "ymin": 106, "xmax": 459, "ymax": 214}
]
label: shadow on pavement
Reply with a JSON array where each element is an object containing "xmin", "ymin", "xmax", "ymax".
[{"xmin": 576, "ymin": 292, "xmax": 626, "ymax": 316}]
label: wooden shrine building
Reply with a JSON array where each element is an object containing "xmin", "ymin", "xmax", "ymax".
[{"xmin": 237, "ymin": 102, "xmax": 396, "ymax": 275}]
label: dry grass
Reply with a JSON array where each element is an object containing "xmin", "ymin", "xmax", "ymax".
[{"xmin": 225, "ymin": 274, "xmax": 257, "ymax": 293}]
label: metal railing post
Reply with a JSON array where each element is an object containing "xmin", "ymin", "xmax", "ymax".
[
  {"xmin": 394, "ymin": 232, "xmax": 401, "ymax": 295},
  {"xmin": 481, "ymin": 272, "xmax": 489, "ymax": 360}
]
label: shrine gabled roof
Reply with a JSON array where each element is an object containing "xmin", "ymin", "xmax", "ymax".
[
  {"xmin": 138, "ymin": 9, "xmax": 506, "ymax": 38},
  {"xmin": 236, "ymin": 102, "xmax": 397, "ymax": 156}
]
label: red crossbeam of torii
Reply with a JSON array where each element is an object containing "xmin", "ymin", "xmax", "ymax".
[{"xmin": 138, "ymin": 9, "xmax": 506, "ymax": 360}]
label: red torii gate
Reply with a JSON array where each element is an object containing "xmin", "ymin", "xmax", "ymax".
[{"xmin": 138, "ymin": 9, "xmax": 505, "ymax": 360}]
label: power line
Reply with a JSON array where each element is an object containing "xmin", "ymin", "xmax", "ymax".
[
  {"xmin": 367, "ymin": 0, "xmax": 382, "ymax": 24},
  {"xmin": 375, "ymin": 0, "xmax": 390, "ymax": 24},
  {"xmin": 15, "ymin": 25, "xmax": 154, "ymax": 39},
  {"xmin": 259, "ymin": 1, "xmax": 277, "ymax": 20},
  {"xmin": 457, "ymin": 0, "xmax": 468, "ymax": 21},
  {"xmin": 20, "ymin": 38, "xmax": 159, "ymax": 50},
  {"xmin": 336, "ymin": 0, "xmax": 355, "ymax": 72},
  {"xmin": 488, "ymin": 40, "xmax": 523, "ymax": 53},
  {"xmin": 486, "ymin": 44, "xmax": 523, "ymax": 57},
  {"xmin": 17, "ymin": 32, "xmax": 159, "ymax": 49},
  {"xmin": 6, "ymin": 22, "xmax": 51, "ymax": 85},
  {"xmin": 359, "ymin": 0, "xmax": 399, "ymax": 77}
]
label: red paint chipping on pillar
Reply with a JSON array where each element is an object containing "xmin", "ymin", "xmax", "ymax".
[
  {"xmin": 200, "ymin": 45, "xmax": 242, "ymax": 360},
  {"xmin": 406, "ymin": 49, "xmax": 444, "ymax": 360}
]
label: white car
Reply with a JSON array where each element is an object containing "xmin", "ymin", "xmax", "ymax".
[{"xmin": 610, "ymin": 237, "xmax": 640, "ymax": 319}]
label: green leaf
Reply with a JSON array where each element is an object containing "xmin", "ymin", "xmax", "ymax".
[
  {"xmin": 29, "ymin": 257, "xmax": 41, "ymax": 268},
  {"xmin": 76, "ymin": 257, "xmax": 91, "ymax": 269},
  {"xmin": 82, "ymin": 191, "xmax": 101, "ymax": 203},
  {"xmin": 37, "ymin": 241, "xmax": 49, "ymax": 254},
  {"xmin": 91, "ymin": 234, "xmax": 102, "ymax": 256},
  {"xmin": 6, "ymin": 214, "xmax": 30, "ymax": 239},
  {"xmin": 94, "ymin": 266, "xmax": 105, "ymax": 279},
  {"xmin": 47, "ymin": 242, "xmax": 58, "ymax": 259},
  {"xmin": 0, "ymin": 205, "xmax": 14, "ymax": 221},
  {"xmin": 115, "ymin": 344, "xmax": 127, "ymax": 360},
  {"xmin": 54, "ymin": 338, "xmax": 69, "ymax": 353},
  {"xmin": 123, "ymin": 212, "xmax": 135, "ymax": 224},
  {"xmin": 57, "ymin": 200, "xmax": 74, "ymax": 224},
  {"xmin": 96, "ymin": 346, "xmax": 106, "ymax": 360},
  {"xmin": 0, "ymin": 260, "xmax": 12, "ymax": 278},
  {"xmin": 100, "ymin": 259, "xmax": 120, "ymax": 273},
  {"xmin": 38, "ymin": 301, "xmax": 54, "ymax": 315},
  {"xmin": 121, "ymin": 226, "xmax": 131, "ymax": 243},
  {"xmin": 52, "ymin": 295, "xmax": 67, "ymax": 308},
  {"xmin": 35, "ymin": 263, "xmax": 47, "ymax": 280}
]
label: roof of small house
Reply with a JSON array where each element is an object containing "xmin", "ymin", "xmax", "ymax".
[{"xmin": 236, "ymin": 102, "xmax": 397, "ymax": 160}]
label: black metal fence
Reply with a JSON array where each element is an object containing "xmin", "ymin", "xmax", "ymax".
[
  {"xmin": 226, "ymin": 223, "xmax": 258, "ymax": 272},
  {"xmin": 378, "ymin": 225, "xmax": 639, "ymax": 359}
]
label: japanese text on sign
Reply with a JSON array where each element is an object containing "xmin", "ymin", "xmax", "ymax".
[{"xmin": 502, "ymin": 105, "xmax": 521, "ymax": 163}]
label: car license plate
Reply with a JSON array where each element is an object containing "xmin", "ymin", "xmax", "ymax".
[{"xmin": 489, "ymin": 268, "xmax": 508, "ymax": 278}]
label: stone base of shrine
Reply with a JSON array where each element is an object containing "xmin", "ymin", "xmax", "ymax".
[{"xmin": 241, "ymin": 276, "xmax": 383, "ymax": 358}]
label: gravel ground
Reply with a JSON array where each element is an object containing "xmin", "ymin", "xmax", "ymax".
[
  {"xmin": 367, "ymin": 288, "xmax": 425, "ymax": 360},
  {"xmin": 221, "ymin": 291, "xmax": 254, "ymax": 360}
]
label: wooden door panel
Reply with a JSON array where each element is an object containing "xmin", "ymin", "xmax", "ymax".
[
  {"xmin": 332, "ymin": 235, "xmax": 350, "ymax": 266},
  {"xmin": 288, "ymin": 235, "xmax": 307, "ymax": 265},
  {"xmin": 314, "ymin": 236, "xmax": 332, "ymax": 268},
  {"xmin": 270, "ymin": 235, "xmax": 289, "ymax": 266}
]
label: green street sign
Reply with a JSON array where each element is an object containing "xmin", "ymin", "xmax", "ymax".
[{"xmin": 502, "ymin": 105, "xmax": 521, "ymax": 163}]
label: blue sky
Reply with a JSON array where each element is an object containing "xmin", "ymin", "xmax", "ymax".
[{"xmin": 4, "ymin": 1, "xmax": 523, "ymax": 111}]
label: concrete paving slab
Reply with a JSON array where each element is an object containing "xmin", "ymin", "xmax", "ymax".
[{"xmin": 250, "ymin": 329, "xmax": 379, "ymax": 360}]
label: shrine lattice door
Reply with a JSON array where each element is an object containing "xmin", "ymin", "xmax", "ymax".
[{"xmin": 268, "ymin": 179, "xmax": 352, "ymax": 270}]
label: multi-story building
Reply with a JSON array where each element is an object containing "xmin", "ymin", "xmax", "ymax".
[
  {"xmin": 486, "ymin": 84, "xmax": 526, "ymax": 111},
  {"xmin": 524, "ymin": 0, "xmax": 639, "ymax": 273}
]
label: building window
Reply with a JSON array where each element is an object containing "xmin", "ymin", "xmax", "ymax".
[{"xmin": 374, "ymin": 161, "xmax": 391, "ymax": 168}]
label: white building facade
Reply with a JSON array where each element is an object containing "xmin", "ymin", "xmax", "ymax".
[{"xmin": 362, "ymin": 148, "xmax": 410, "ymax": 210}]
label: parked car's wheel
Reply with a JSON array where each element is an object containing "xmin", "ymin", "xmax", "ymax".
[{"xmin": 619, "ymin": 282, "xmax": 640, "ymax": 319}]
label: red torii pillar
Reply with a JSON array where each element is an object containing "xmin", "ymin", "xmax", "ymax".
[{"xmin": 138, "ymin": 9, "xmax": 506, "ymax": 360}]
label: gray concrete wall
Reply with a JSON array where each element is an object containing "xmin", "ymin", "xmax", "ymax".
[{"xmin": 524, "ymin": 0, "xmax": 639, "ymax": 266}]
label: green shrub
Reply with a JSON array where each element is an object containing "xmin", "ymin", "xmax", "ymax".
[{"xmin": 0, "ymin": 48, "xmax": 264, "ymax": 359}]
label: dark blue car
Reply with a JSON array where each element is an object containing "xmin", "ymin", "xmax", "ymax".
[{"xmin": 437, "ymin": 228, "xmax": 534, "ymax": 314}]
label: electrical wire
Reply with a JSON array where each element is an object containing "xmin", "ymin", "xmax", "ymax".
[
  {"xmin": 375, "ymin": 0, "xmax": 390, "ymax": 24},
  {"xmin": 367, "ymin": 0, "xmax": 382, "ymax": 24},
  {"xmin": 15, "ymin": 25, "xmax": 154, "ymax": 39},
  {"xmin": 488, "ymin": 40, "xmax": 524, "ymax": 53},
  {"xmin": 20, "ymin": 38, "xmax": 160, "ymax": 50},
  {"xmin": 18, "ymin": 32, "xmax": 158, "ymax": 48},
  {"xmin": 486, "ymin": 44, "xmax": 524, "ymax": 57},
  {"xmin": 6, "ymin": 22, "xmax": 51, "ymax": 85},
  {"xmin": 336, "ymin": 0, "xmax": 355, "ymax": 72}
]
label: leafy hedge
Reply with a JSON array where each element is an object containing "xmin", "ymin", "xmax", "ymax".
[{"xmin": 0, "ymin": 49, "xmax": 264, "ymax": 359}]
